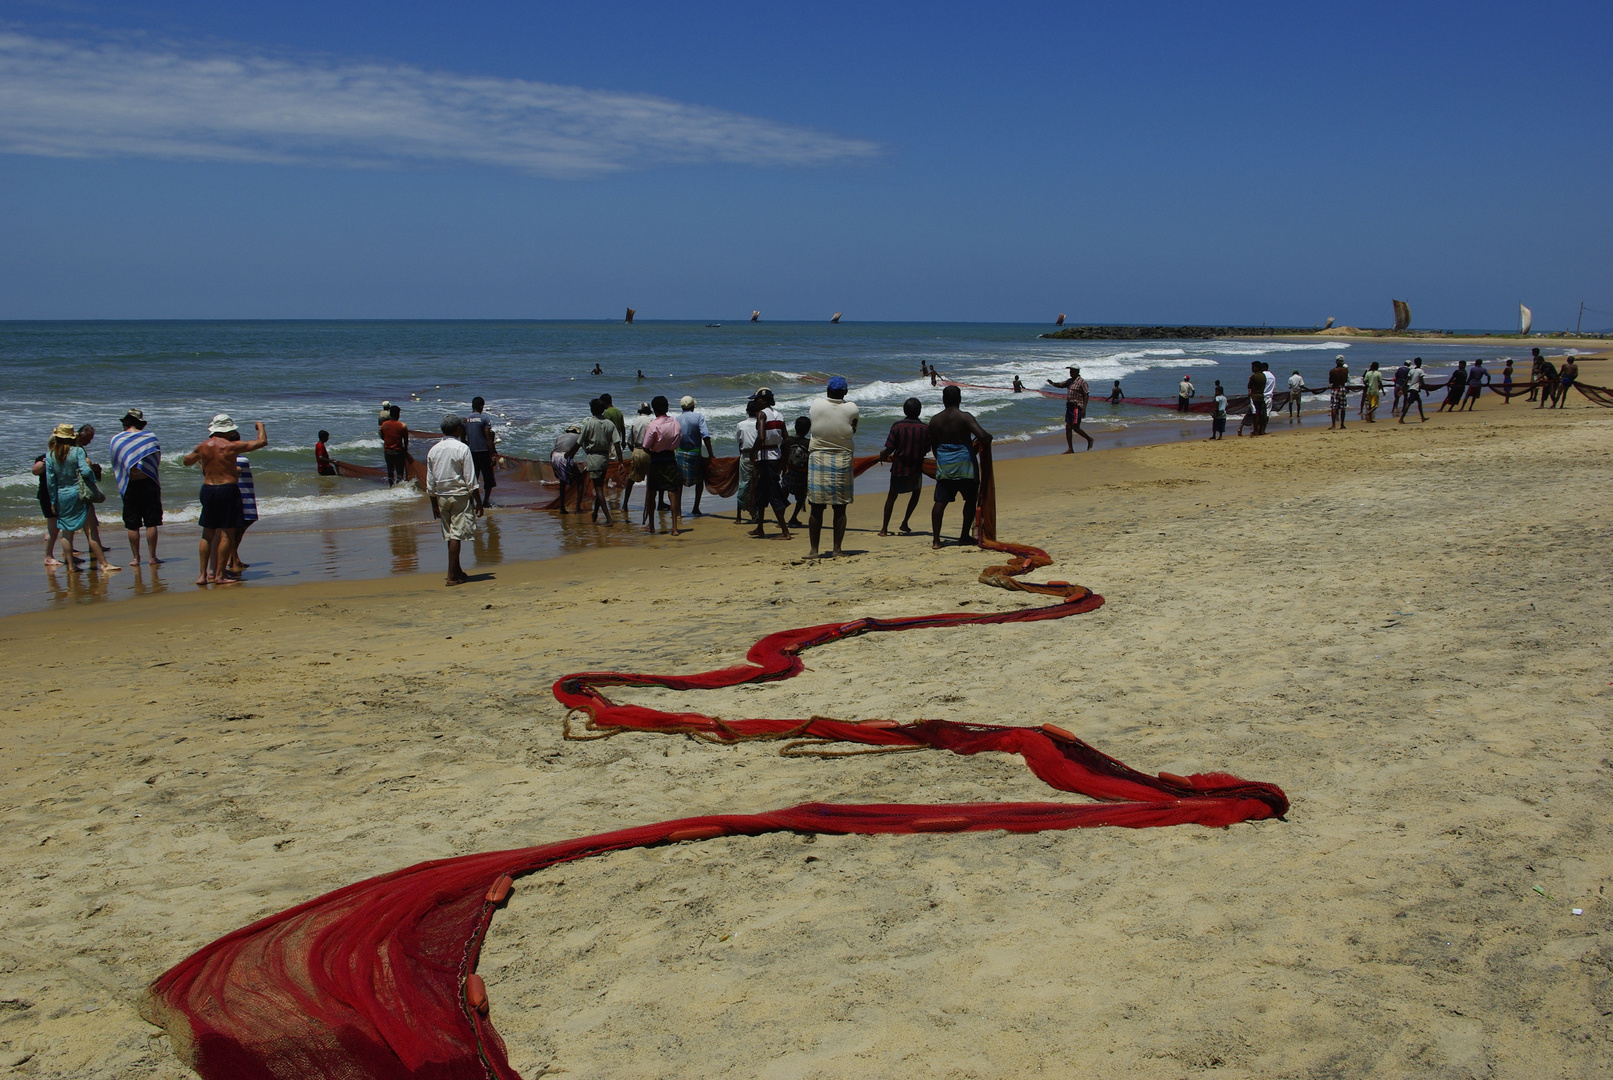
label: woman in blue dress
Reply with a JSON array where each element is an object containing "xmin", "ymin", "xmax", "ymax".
[{"xmin": 44, "ymin": 423, "xmax": 119, "ymax": 573}]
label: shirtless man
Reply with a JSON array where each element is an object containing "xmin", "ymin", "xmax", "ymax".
[
  {"xmin": 928, "ymin": 385, "xmax": 993, "ymax": 549},
  {"xmin": 182, "ymin": 414, "xmax": 267, "ymax": 585}
]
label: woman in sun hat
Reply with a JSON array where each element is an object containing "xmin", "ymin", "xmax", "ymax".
[{"xmin": 43, "ymin": 423, "xmax": 119, "ymax": 573}]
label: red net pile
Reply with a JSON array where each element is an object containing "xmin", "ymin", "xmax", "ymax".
[{"xmin": 146, "ymin": 442, "xmax": 1288, "ymax": 1080}]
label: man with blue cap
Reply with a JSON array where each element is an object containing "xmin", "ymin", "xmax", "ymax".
[{"xmin": 806, "ymin": 376, "xmax": 858, "ymax": 557}]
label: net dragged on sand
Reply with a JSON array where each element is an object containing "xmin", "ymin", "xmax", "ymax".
[{"xmin": 146, "ymin": 445, "xmax": 1290, "ymax": 1080}]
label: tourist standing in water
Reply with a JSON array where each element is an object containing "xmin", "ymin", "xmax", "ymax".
[
  {"xmin": 31, "ymin": 450, "xmax": 64, "ymax": 566},
  {"xmin": 182, "ymin": 415, "xmax": 267, "ymax": 585},
  {"xmin": 1047, "ymin": 366, "xmax": 1093, "ymax": 452},
  {"xmin": 109, "ymin": 407, "xmax": 163, "ymax": 566},
  {"xmin": 878, "ymin": 397, "xmax": 929, "ymax": 536},
  {"xmin": 807, "ymin": 377, "xmax": 858, "ymax": 558},
  {"xmin": 425, "ymin": 414, "xmax": 481, "ymax": 586},
  {"xmin": 228, "ymin": 441, "xmax": 257, "ymax": 573},
  {"xmin": 44, "ymin": 423, "xmax": 118, "ymax": 574},
  {"xmin": 928, "ymin": 385, "xmax": 993, "ymax": 549}
]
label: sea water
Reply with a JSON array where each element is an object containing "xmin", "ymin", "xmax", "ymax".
[{"xmin": 0, "ymin": 320, "xmax": 1503, "ymax": 541}]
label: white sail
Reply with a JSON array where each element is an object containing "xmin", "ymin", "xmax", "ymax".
[{"xmin": 1519, "ymin": 303, "xmax": 1532, "ymax": 335}]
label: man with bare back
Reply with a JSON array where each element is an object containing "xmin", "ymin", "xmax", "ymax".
[
  {"xmin": 928, "ymin": 385, "xmax": 993, "ymax": 549},
  {"xmin": 182, "ymin": 414, "xmax": 267, "ymax": 585}
]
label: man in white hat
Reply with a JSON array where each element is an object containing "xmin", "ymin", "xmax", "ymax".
[
  {"xmin": 675, "ymin": 396, "xmax": 714, "ymax": 515},
  {"xmin": 108, "ymin": 407, "xmax": 164, "ymax": 566},
  {"xmin": 182, "ymin": 414, "xmax": 267, "ymax": 585}
]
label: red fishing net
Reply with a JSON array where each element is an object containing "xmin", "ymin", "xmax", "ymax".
[{"xmin": 147, "ymin": 440, "xmax": 1288, "ymax": 1080}]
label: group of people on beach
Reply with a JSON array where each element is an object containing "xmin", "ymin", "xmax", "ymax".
[{"xmin": 32, "ymin": 409, "xmax": 269, "ymax": 586}]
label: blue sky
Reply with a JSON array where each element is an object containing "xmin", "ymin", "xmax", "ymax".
[{"xmin": 0, "ymin": 1, "xmax": 1608, "ymax": 328}]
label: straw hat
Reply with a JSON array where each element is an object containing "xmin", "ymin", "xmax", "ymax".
[{"xmin": 51, "ymin": 422, "xmax": 76, "ymax": 441}]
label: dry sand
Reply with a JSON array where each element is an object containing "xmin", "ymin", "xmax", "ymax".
[{"xmin": 2, "ymin": 362, "xmax": 1611, "ymax": 1079}]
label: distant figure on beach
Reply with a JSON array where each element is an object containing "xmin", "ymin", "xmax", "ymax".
[
  {"xmin": 620, "ymin": 402, "xmax": 653, "ymax": 516},
  {"xmin": 182, "ymin": 414, "xmax": 267, "ymax": 585},
  {"xmin": 641, "ymin": 396, "xmax": 684, "ymax": 535},
  {"xmin": 1400, "ymin": 358, "xmax": 1427, "ymax": 422},
  {"xmin": 1328, "ymin": 356, "xmax": 1350, "ymax": 430},
  {"xmin": 784, "ymin": 417, "xmax": 810, "ymax": 527},
  {"xmin": 1462, "ymin": 361, "xmax": 1487, "ymax": 410},
  {"xmin": 1528, "ymin": 349, "xmax": 1544, "ymax": 402},
  {"xmin": 425, "ymin": 414, "xmax": 482, "ymax": 586},
  {"xmin": 44, "ymin": 422, "xmax": 118, "ymax": 574},
  {"xmin": 591, "ymin": 364, "xmax": 603, "ymax": 375},
  {"xmin": 807, "ymin": 376, "xmax": 858, "ymax": 558},
  {"xmin": 1500, "ymin": 359, "xmax": 1514, "ymax": 403},
  {"xmin": 1177, "ymin": 374, "xmax": 1195, "ymax": 412},
  {"xmin": 676, "ymin": 396, "xmax": 714, "ymax": 516},
  {"xmin": 734, "ymin": 400, "xmax": 760, "ymax": 525},
  {"xmin": 878, "ymin": 397, "xmax": 929, "ymax": 536},
  {"xmin": 1209, "ymin": 387, "xmax": 1227, "ymax": 440},
  {"xmin": 1109, "ymin": 380, "xmax": 1123, "ymax": 405},
  {"xmin": 1392, "ymin": 359, "xmax": 1410, "ymax": 414},
  {"xmin": 109, "ymin": 407, "xmax": 163, "ymax": 566},
  {"xmin": 315, "ymin": 430, "xmax": 336, "ymax": 475},
  {"xmin": 929, "ymin": 385, "xmax": 992, "ymax": 549},
  {"xmin": 1012, "ymin": 375, "xmax": 1024, "ymax": 393},
  {"xmin": 750, "ymin": 388, "xmax": 791, "ymax": 540},
  {"xmin": 551, "ymin": 425, "xmax": 582, "ymax": 513},
  {"xmin": 1535, "ymin": 356, "xmax": 1560, "ymax": 410},
  {"xmin": 1555, "ymin": 356, "xmax": 1578, "ymax": 408},
  {"xmin": 1047, "ymin": 366, "xmax": 1093, "ymax": 452},
  {"xmin": 227, "ymin": 448, "xmax": 258, "ymax": 574},
  {"xmin": 380, "ymin": 406, "xmax": 409, "ymax": 486},
  {"xmin": 579, "ymin": 398, "xmax": 623, "ymax": 525},
  {"xmin": 1288, "ymin": 370, "xmax": 1306, "ymax": 418},
  {"xmin": 1261, "ymin": 363, "xmax": 1276, "ymax": 428},
  {"xmin": 1246, "ymin": 362, "xmax": 1268, "ymax": 436},
  {"xmin": 1438, "ymin": 361, "xmax": 1468, "ymax": 412},
  {"xmin": 1363, "ymin": 362, "xmax": 1384, "ymax": 423},
  {"xmin": 464, "ymin": 397, "xmax": 498, "ymax": 507}
]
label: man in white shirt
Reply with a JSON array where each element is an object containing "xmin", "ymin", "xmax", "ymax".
[
  {"xmin": 1261, "ymin": 363, "xmax": 1277, "ymax": 433},
  {"xmin": 806, "ymin": 376, "xmax": 859, "ymax": 558},
  {"xmin": 750, "ymin": 388, "xmax": 792, "ymax": 540},
  {"xmin": 425, "ymin": 414, "xmax": 482, "ymax": 586},
  {"xmin": 734, "ymin": 402, "xmax": 760, "ymax": 525},
  {"xmin": 1287, "ymin": 370, "xmax": 1306, "ymax": 419},
  {"xmin": 1177, "ymin": 375, "xmax": 1195, "ymax": 412}
]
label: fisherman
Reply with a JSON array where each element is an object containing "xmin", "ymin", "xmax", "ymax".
[
  {"xmin": 551, "ymin": 425, "xmax": 582, "ymax": 513},
  {"xmin": 377, "ymin": 400, "xmax": 392, "ymax": 429},
  {"xmin": 784, "ymin": 417, "xmax": 810, "ymax": 528},
  {"xmin": 637, "ymin": 369, "xmax": 646, "ymax": 380},
  {"xmin": 676, "ymin": 396, "xmax": 714, "ymax": 516},
  {"xmin": 1501, "ymin": 359, "xmax": 1515, "ymax": 403},
  {"xmin": 928, "ymin": 385, "xmax": 993, "ymax": 549},
  {"xmin": 380, "ymin": 405, "xmax": 409, "ymax": 486},
  {"xmin": 750, "ymin": 388, "xmax": 792, "ymax": 540},
  {"xmin": 182, "ymin": 414, "xmax": 267, "ymax": 586},
  {"xmin": 1328, "ymin": 356, "xmax": 1350, "ymax": 430},
  {"xmin": 878, "ymin": 397, "xmax": 930, "ymax": 536},
  {"xmin": 579, "ymin": 398, "xmax": 623, "ymax": 525},
  {"xmin": 734, "ymin": 400, "xmax": 760, "ymax": 525},
  {"xmin": 600, "ymin": 393, "xmax": 626, "ymax": 440},
  {"xmin": 1536, "ymin": 355, "xmax": 1560, "ymax": 409},
  {"xmin": 1363, "ymin": 362, "xmax": 1384, "ymax": 423},
  {"xmin": 1556, "ymin": 356, "xmax": 1578, "ymax": 408},
  {"xmin": 641, "ymin": 396, "xmax": 685, "ymax": 535},
  {"xmin": 1261, "ymin": 363, "xmax": 1276, "ymax": 432},
  {"xmin": 1012, "ymin": 375, "xmax": 1024, "ymax": 393},
  {"xmin": 315, "ymin": 430, "xmax": 336, "ymax": 475},
  {"xmin": 1392, "ymin": 359, "xmax": 1410, "ymax": 415},
  {"xmin": 1208, "ymin": 386, "xmax": 1228, "ymax": 440},
  {"xmin": 1400, "ymin": 358, "xmax": 1428, "ymax": 422},
  {"xmin": 1287, "ymin": 370, "xmax": 1306, "ymax": 418},
  {"xmin": 1462, "ymin": 360, "xmax": 1487, "ymax": 410},
  {"xmin": 425, "ymin": 413, "xmax": 482, "ymax": 586},
  {"xmin": 1438, "ymin": 361, "xmax": 1468, "ymax": 412},
  {"xmin": 920, "ymin": 361, "xmax": 929, "ymax": 379},
  {"xmin": 1177, "ymin": 374, "xmax": 1195, "ymax": 412},
  {"xmin": 807, "ymin": 376, "xmax": 858, "ymax": 558},
  {"xmin": 108, "ymin": 407, "xmax": 163, "ymax": 566},
  {"xmin": 590, "ymin": 363, "xmax": 603, "ymax": 375},
  {"xmin": 1246, "ymin": 362, "xmax": 1268, "ymax": 436},
  {"xmin": 1109, "ymin": 380, "xmax": 1124, "ymax": 405},
  {"xmin": 1528, "ymin": 349, "xmax": 1544, "ymax": 402},
  {"xmin": 464, "ymin": 396, "xmax": 498, "ymax": 507},
  {"xmin": 1047, "ymin": 366, "xmax": 1093, "ymax": 452},
  {"xmin": 620, "ymin": 403, "xmax": 653, "ymax": 516},
  {"xmin": 929, "ymin": 368, "xmax": 939, "ymax": 386}
]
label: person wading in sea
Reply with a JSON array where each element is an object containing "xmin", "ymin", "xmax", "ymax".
[
  {"xmin": 928, "ymin": 385, "xmax": 993, "ymax": 549},
  {"xmin": 1047, "ymin": 366, "xmax": 1093, "ymax": 452},
  {"xmin": 182, "ymin": 414, "xmax": 267, "ymax": 586},
  {"xmin": 380, "ymin": 405, "xmax": 409, "ymax": 486}
]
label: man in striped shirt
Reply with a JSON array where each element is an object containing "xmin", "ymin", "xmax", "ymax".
[
  {"xmin": 109, "ymin": 408, "xmax": 163, "ymax": 566},
  {"xmin": 877, "ymin": 397, "xmax": 929, "ymax": 535}
]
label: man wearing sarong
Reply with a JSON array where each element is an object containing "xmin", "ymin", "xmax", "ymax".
[
  {"xmin": 734, "ymin": 400, "xmax": 760, "ymax": 525},
  {"xmin": 579, "ymin": 398, "xmax": 622, "ymax": 525},
  {"xmin": 1287, "ymin": 371, "xmax": 1306, "ymax": 419},
  {"xmin": 1462, "ymin": 360, "xmax": 1487, "ymax": 411},
  {"xmin": 1177, "ymin": 374, "xmax": 1195, "ymax": 412},
  {"xmin": 750, "ymin": 388, "xmax": 791, "ymax": 540},
  {"xmin": 807, "ymin": 376, "xmax": 858, "ymax": 558},
  {"xmin": 1328, "ymin": 356, "xmax": 1350, "ymax": 430},
  {"xmin": 620, "ymin": 403, "xmax": 653, "ymax": 516},
  {"xmin": 676, "ymin": 396, "xmax": 714, "ymax": 516},
  {"xmin": 1046, "ymin": 366, "xmax": 1093, "ymax": 451},
  {"xmin": 1363, "ymin": 362, "xmax": 1384, "ymax": 423},
  {"xmin": 550, "ymin": 426, "xmax": 582, "ymax": 513},
  {"xmin": 878, "ymin": 397, "xmax": 929, "ymax": 536},
  {"xmin": 426, "ymin": 414, "xmax": 482, "ymax": 586},
  {"xmin": 928, "ymin": 385, "xmax": 993, "ymax": 549},
  {"xmin": 641, "ymin": 396, "xmax": 685, "ymax": 535},
  {"xmin": 1400, "ymin": 358, "xmax": 1427, "ymax": 423},
  {"xmin": 1437, "ymin": 361, "xmax": 1467, "ymax": 412}
]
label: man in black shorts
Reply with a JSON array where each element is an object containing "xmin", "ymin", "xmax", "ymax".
[
  {"xmin": 928, "ymin": 385, "xmax": 993, "ymax": 549},
  {"xmin": 464, "ymin": 396, "xmax": 497, "ymax": 506},
  {"xmin": 109, "ymin": 407, "xmax": 165, "ymax": 565}
]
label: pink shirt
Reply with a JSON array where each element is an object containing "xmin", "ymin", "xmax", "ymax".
[{"xmin": 641, "ymin": 414, "xmax": 683, "ymax": 452}]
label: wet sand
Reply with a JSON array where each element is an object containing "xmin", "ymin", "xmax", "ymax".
[{"xmin": 1, "ymin": 360, "xmax": 1610, "ymax": 1078}]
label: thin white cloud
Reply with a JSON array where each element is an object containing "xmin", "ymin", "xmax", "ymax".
[{"xmin": 0, "ymin": 32, "xmax": 880, "ymax": 177}]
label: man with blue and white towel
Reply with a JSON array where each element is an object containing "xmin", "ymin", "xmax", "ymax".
[{"xmin": 108, "ymin": 407, "xmax": 163, "ymax": 566}]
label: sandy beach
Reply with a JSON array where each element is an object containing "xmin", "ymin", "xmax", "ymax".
[{"xmin": 2, "ymin": 359, "xmax": 1611, "ymax": 1079}]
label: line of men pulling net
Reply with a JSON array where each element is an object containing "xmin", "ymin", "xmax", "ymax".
[{"xmin": 142, "ymin": 442, "xmax": 1289, "ymax": 1080}]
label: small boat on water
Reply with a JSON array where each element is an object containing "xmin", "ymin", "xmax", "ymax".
[
  {"xmin": 751, "ymin": 310, "xmax": 761, "ymax": 322},
  {"xmin": 831, "ymin": 312, "xmax": 842, "ymax": 323},
  {"xmin": 625, "ymin": 307, "xmax": 636, "ymax": 324},
  {"xmin": 1055, "ymin": 313, "xmax": 1065, "ymax": 326},
  {"xmin": 705, "ymin": 323, "xmax": 722, "ymax": 328}
]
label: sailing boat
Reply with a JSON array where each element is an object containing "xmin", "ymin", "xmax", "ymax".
[
  {"xmin": 1519, "ymin": 303, "xmax": 1533, "ymax": 335},
  {"xmin": 625, "ymin": 307, "xmax": 635, "ymax": 324},
  {"xmin": 751, "ymin": 310, "xmax": 761, "ymax": 323},
  {"xmin": 1323, "ymin": 316, "xmax": 1336, "ymax": 329},
  {"xmin": 831, "ymin": 312, "xmax": 842, "ymax": 324},
  {"xmin": 1392, "ymin": 299, "xmax": 1411, "ymax": 332},
  {"xmin": 1055, "ymin": 313, "xmax": 1065, "ymax": 326}
]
